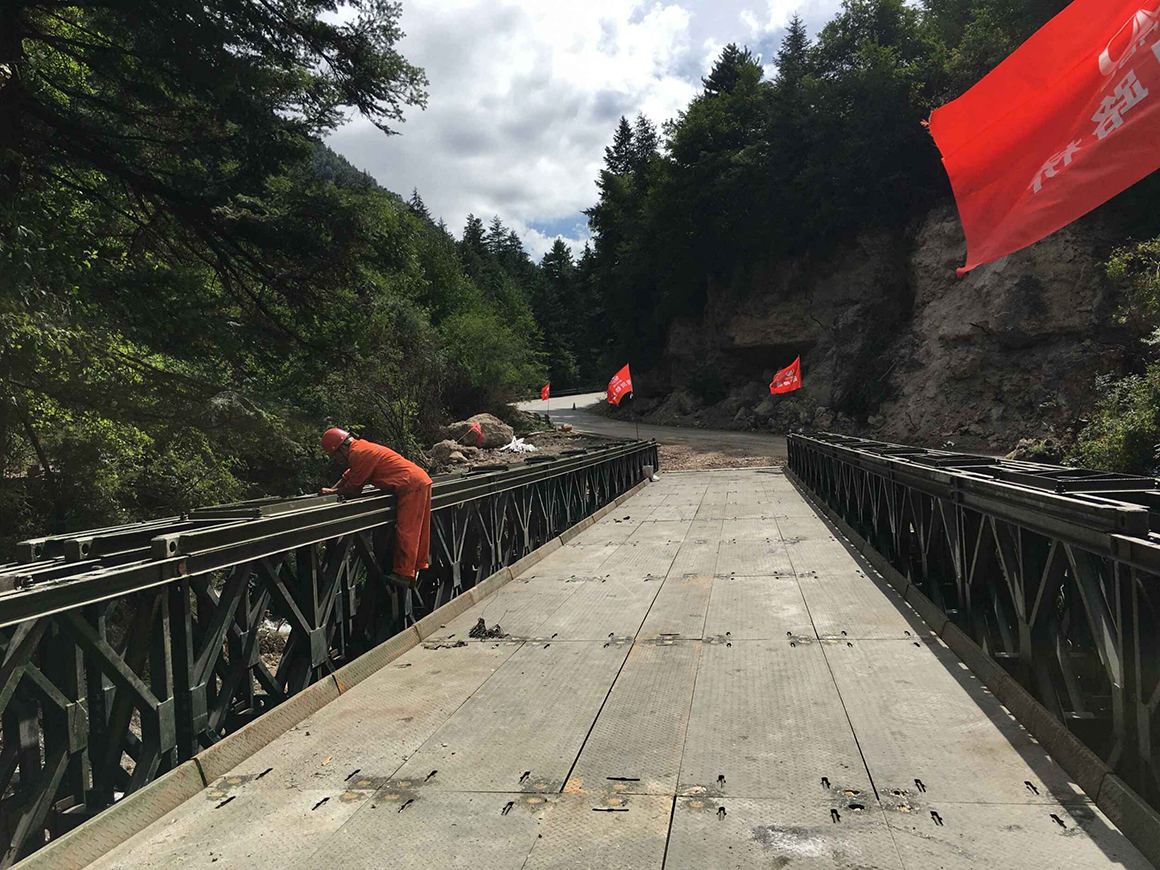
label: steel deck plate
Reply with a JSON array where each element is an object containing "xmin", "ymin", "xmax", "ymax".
[
  {"xmin": 637, "ymin": 574, "xmax": 712, "ymax": 639},
  {"xmin": 644, "ymin": 504, "xmax": 701, "ymax": 521},
  {"xmin": 625, "ymin": 520, "xmax": 693, "ymax": 544},
  {"xmin": 786, "ymin": 537, "xmax": 865, "ymax": 574},
  {"xmin": 568, "ymin": 641, "xmax": 700, "ymax": 794},
  {"xmin": 797, "ymin": 569, "xmax": 931, "ymax": 639},
  {"xmin": 886, "ymin": 801, "xmax": 1153, "ymax": 869},
  {"xmin": 597, "ymin": 541, "xmax": 680, "ymax": 579},
  {"xmin": 521, "ymin": 543, "xmax": 619, "ymax": 578},
  {"xmin": 702, "ymin": 575, "xmax": 813, "ymax": 639},
  {"xmin": 665, "ymin": 796, "xmax": 903, "ymax": 870},
  {"xmin": 527, "ymin": 579, "xmax": 659, "ymax": 640},
  {"xmin": 522, "ymin": 794, "xmax": 673, "ymax": 870},
  {"xmin": 391, "ymin": 640, "xmax": 630, "ymax": 792},
  {"xmin": 679, "ymin": 641, "xmax": 872, "ymax": 797},
  {"xmin": 824, "ymin": 639, "xmax": 1087, "ymax": 804},
  {"xmin": 300, "ymin": 790, "xmax": 549, "ymax": 870},
  {"xmin": 88, "ymin": 786, "xmax": 372, "ymax": 870},
  {"xmin": 665, "ymin": 538, "xmax": 719, "ymax": 577},
  {"xmin": 431, "ymin": 582, "xmax": 576, "ymax": 640},
  {"xmin": 210, "ymin": 642, "xmax": 519, "ymax": 791},
  {"xmin": 720, "ymin": 518, "xmax": 780, "ymax": 538},
  {"xmin": 715, "ymin": 538, "xmax": 795, "ymax": 575},
  {"xmin": 777, "ymin": 516, "xmax": 836, "ymax": 540}
]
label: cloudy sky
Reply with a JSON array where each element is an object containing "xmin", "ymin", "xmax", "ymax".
[{"xmin": 327, "ymin": 0, "xmax": 845, "ymax": 260}]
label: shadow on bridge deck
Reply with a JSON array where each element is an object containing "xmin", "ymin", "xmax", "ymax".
[{"xmin": 81, "ymin": 469, "xmax": 1153, "ymax": 870}]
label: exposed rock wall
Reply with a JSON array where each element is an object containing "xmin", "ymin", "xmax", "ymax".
[{"xmin": 624, "ymin": 202, "xmax": 1136, "ymax": 451}]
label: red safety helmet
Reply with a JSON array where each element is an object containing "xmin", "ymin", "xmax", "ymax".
[{"xmin": 321, "ymin": 427, "xmax": 352, "ymax": 456}]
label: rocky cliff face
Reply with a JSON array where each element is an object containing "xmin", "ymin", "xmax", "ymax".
[{"xmin": 624, "ymin": 202, "xmax": 1135, "ymax": 452}]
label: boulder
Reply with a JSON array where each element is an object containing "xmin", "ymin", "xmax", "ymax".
[
  {"xmin": 430, "ymin": 440, "xmax": 479, "ymax": 464},
  {"xmin": 443, "ymin": 413, "xmax": 514, "ymax": 449},
  {"xmin": 753, "ymin": 396, "xmax": 778, "ymax": 420},
  {"xmin": 813, "ymin": 406, "xmax": 835, "ymax": 430}
]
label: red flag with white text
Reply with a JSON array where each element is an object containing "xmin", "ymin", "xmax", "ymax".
[
  {"xmin": 930, "ymin": 1, "xmax": 1160, "ymax": 275},
  {"xmin": 607, "ymin": 365, "xmax": 633, "ymax": 406},
  {"xmin": 770, "ymin": 358, "xmax": 802, "ymax": 395},
  {"xmin": 541, "ymin": 383, "xmax": 550, "ymax": 401}
]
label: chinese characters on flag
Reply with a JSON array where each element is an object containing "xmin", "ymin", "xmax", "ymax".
[
  {"xmin": 929, "ymin": 1, "xmax": 1160, "ymax": 275},
  {"xmin": 541, "ymin": 383, "xmax": 550, "ymax": 401},
  {"xmin": 770, "ymin": 358, "xmax": 802, "ymax": 395},
  {"xmin": 607, "ymin": 364, "xmax": 633, "ymax": 406}
]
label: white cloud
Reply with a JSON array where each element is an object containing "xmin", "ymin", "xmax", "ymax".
[
  {"xmin": 326, "ymin": 0, "xmax": 845, "ymax": 259},
  {"xmin": 742, "ymin": 0, "xmax": 806, "ymax": 35}
]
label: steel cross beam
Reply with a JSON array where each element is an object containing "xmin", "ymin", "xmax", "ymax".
[
  {"xmin": 788, "ymin": 431, "xmax": 1160, "ymax": 813},
  {"xmin": 0, "ymin": 439, "xmax": 657, "ymax": 865}
]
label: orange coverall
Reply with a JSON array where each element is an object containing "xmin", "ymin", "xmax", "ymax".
[{"xmin": 337, "ymin": 440, "xmax": 432, "ymax": 579}]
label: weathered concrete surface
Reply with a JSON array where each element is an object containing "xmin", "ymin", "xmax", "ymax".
[{"xmin": 81, "ymin": 470, "xmax": 1154, "ymax": 870}]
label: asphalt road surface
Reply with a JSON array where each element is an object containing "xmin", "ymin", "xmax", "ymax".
[{"xmin": 517, "ymin": 392, "xmax": 787, "ymax": 460}]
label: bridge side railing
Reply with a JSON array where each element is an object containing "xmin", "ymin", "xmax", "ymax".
[
  {"xmin": 788, "ymin": 432, "xmax": 1160, "ymax": 811},
  {"xmin": 0, "ymin": 439, "xmax": 658, "ymax": 865}
]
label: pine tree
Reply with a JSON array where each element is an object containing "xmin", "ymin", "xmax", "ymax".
[
  {"xmin": 702, "ymin": 43, "xmax": 757, "ymax": 97},
  {"xmin": 630, "ymin": 114, "xmax": 659, "ymax": 177},
  {"xmin": 408, "ymin": 188, "xmax": 431, "ymax": 221},
  {"xmin": 776, "ymin": 16, "xmax": 809, "ymax": 93},
  {"xmin": 604, "ymin": 116, "xmax": 635, "ymax": 175}
]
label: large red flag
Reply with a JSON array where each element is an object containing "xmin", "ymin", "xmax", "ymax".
[
  {"xmin": 607, "ymin": 365, "xmax": 633, "ymax": 406},
  {"xmin": 930, "ymin": 2, "xmax": 1160, "ymax": 275},
  {"xmin": 541, "ymin": 383, "xmax": 550, "ymax": 401},
  {"xmin": 770, "ymin": 358, "xmax": 802, "ymax": 395}
]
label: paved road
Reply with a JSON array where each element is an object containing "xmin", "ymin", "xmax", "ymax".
[
  {"xmin": 517, "ymin": 392, "xmax": 787, "ymax": 459},
  {"xmin": 89, "ymin": 469, "xmax": 1149, "ymax": 870}
]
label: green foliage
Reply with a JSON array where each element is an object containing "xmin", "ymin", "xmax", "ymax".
[
  {"xmin": 1, "ymin": 1, "xmax": 547, "ymax": 554},
  {"xmin": 1069, "ymin": 372, "xmax": 1160, "ymax": 475},
  {"xmin": 1070, "ymin": 237, "xmax": 1160, "ymax": 473}
]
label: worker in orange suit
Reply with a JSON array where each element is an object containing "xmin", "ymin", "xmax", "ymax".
[{"xmin": 320, "ymin": 428, "xmax": 432, "ymax": 588}]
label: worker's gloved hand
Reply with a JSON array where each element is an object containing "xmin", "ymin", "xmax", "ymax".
[{"xmin": 319, "ymin": 486, "xmax": 338, "ymax": 495}]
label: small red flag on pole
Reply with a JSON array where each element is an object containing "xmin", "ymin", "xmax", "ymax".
[
  {"xmin": 770, "ymin": 358, "xmax": 802, "ymax": 395},
  {"xmin": 607, "ymin": 365, "xmax": 633, "ymax": 406},
  {"xmin": 541, "ymin": 383, "xmax": 550, "ymax": 401},
  {"xmin": 930, "ymin": 1, "xmax": 1160, "ymax": 275}
]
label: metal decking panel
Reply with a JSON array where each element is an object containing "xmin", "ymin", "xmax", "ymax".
[
  {"xmin": 702, "ymin": 576, "xmax": 814, "ymax": 640},
  {"xmin": 88, "ymin": 786, "xmax": 374, "ymax": 870},
  {"xmin": 665, "ymin": 797, "xmax": 903, "ymax": 870},
  {"xmin": 568, "ymin": 641, "xmax": 700, "ymax": 794},
  {"xmin": 776, "ymin": 516, "xmax": 836, "ymax": 541},
  {"xmin": 391, "ymin": 640, "xmax": 630, "ymax": 792},
  {"xmin": 885, "ymin": 801, "xmax": 1153, "ymax": 869},
  {"xmin": 787, "ymin": 537, "xmax": 864, "ymax": 574},
  {"xmin": 678, "ymin": 641, "xmax": 872, "ymax": 797},
  {"xmin": 428, "ymin": 581, "xmax": 576, "ymax": 641},
  {"xmin": 664, "ymin": 538, "xmax": 719, "ymax": 577},
  {"xmin": 715, "ymin": 538, "xmax": 795, "ymax": 576},
  {"xmin": 522, "ymin": 794, "xmax": 673, "ymax": 870},
  {"xmin": 720, "ymin": 518, "xmax": 780, "ymax": 538},
  {"xmin": 796, "ymin": 569, "xmax": 932, "ymax": 639},
  {"xmin": 527, "ymin": 579, "xmax": 660, "ymax": 640},
  {"xmin": 221, "ymin": 643, "xmax": 520, "ymax": 791},
  {"xmin": 637, "ymin": 574, "xmax": 713, "ymax": 640},
  {"xmin": 299, "ymin": 790, "xmax": 549, "ymax": 870},
  {"xmin": 625, "ymin": 520, "xmax": 693, "ymax": 544},
  {"xmin": 521, "ymin": 543, "xmax": 619, "ymax": 579},
  {"xmin": 597, "ymin": 542, "xmax": 680, "ymax": 579},
  {"xmin": 824, "ymin": 639, "xmax": 1087, "ymax": 804}
]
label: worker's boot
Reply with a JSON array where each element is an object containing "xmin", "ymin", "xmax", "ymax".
[{"xmin": 387, "ymin": 571, "xmax": 419, "ymax": 590}]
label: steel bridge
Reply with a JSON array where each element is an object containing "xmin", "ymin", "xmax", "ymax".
[{"xmin": 6, "ymin": 434, "xmax": 1160, "ymax": 868}]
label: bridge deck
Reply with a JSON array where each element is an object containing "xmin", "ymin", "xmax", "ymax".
[{"xmin": 89, "ymin": 469, "xmax": 1152, "ymax": 869}]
